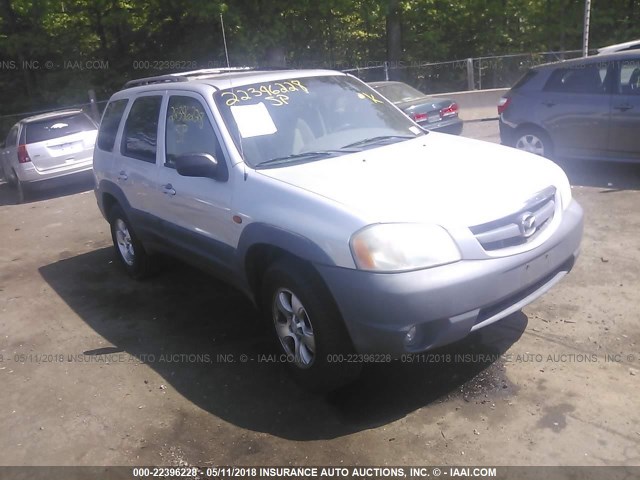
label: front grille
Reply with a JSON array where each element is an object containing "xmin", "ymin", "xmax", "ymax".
[{"xmin": 470, "ymin": 186, "xmax": 556, "ymax": 251}]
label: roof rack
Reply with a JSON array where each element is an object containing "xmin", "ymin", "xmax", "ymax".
[
  {"xmin": 170, "ymin": 67, "xmax": 254, "ymax": 78},
  {"xmin": 122, "ymin": 75, "xmax": 189, "ymax": 89},
  {"xmin": 122, "ymin": 68, "xmax": 256, "ymax": 89}
]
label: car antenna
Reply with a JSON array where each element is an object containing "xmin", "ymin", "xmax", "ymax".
[
  {"xmin": 220, "ymin": 13, "xmax": 231, "ymax": 69},
  {"xmin": 220, "ymin": 11, "xmax": 245, "ymax": 168}
]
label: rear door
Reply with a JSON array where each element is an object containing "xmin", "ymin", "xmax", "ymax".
[
  {"xmin": 23, "ymin": 113, "xmax": 97, "ymax": 171},
  {"xmin": 538, "ymin": 61, "xmax": 614, "ymax": 159},
  {"xmin": 114, "ymin": 93, "xmax": 163, "ymax": 236},
  {"xmin": 607, "ymin": 58, "xmax": 640, "ymax": 161}
]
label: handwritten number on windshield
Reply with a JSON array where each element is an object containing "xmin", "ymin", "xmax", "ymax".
[{"xmin": 222, "ymin": 80, "xmax": 309, "ymax": 107}]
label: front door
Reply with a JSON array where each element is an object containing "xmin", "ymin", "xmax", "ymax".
[{"xmin": 153, "ymin": 92, "xmax": 236, "ymax": 278}]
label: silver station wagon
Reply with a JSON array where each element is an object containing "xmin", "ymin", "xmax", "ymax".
[{"xmin": 1, "ymin": 109, "xmax": 98, "ymax": 201}]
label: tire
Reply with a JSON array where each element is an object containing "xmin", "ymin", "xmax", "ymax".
[
  {"xmin": 261, "ymin": 258, "xmax": 362, "ymax": 391},
  {"xmin": 6, "ymin": 169, "xmax": 26, "ymax": 204},
  {"xmin": 108, "ymin": 204, "xmax": 153, "ymax": 279},
  {"xmin": 513, "ymin": 127, "xmax": 553, "ymax": 159}
]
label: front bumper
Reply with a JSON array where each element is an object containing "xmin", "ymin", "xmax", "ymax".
[{"xmin": 317, "ymin": 199, "xmax": 583, "ymax": 355}]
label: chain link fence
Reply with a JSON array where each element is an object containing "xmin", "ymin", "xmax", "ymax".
[
  {"xmin": 1, "ymin": 50, "xmax": 588, "ymax": 136},
  {"xmin": 344, "ymin": 49, "xmax": 587, "ymax": 93}
]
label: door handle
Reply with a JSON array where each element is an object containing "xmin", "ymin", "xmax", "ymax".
[
  {"xmin": 117, "ymin": 171, "xmax": 128, "ymax": 181},
  {"xmin": 162, "ymin": 183, "xmax": 176, "ymax": 196},
  {"xmin": 614, "ymin": 104, "xmax": 633, "ymax": 112},
  {"xmin": 541, "ymin": 101, "xmax": 556, "ymax": 107}
]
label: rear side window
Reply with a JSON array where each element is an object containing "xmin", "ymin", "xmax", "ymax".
[
  {"xmin": 121, "ymin": 96, "xmax": 162, "ymax": 163},
  {"xmin": 5, "ymin": 125, "xmax": 18, "ymax": 147},
  {"xmin": 97, "ymin": 99, "xmax": 128, "ymax": 151},
  {"xmin": 543, "ymin": 64, "xmax": 609, "ymax": 94},
  {"xmin": 511, "ymin": 70, "xmax": 538, "ymax": 90},
  {"xmin": 25, "ymin": 113, "xmax": 96, "ymax": 144}
]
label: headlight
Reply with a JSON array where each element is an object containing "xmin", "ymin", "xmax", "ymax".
[{"xmin": 350, "ymin": 223, "xmax": 461, "ymax": 272}]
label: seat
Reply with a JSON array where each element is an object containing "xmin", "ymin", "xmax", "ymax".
[
  {"xmin": 628, "ymin": 68, "xmax": 640, "ymax": 93},
  {"xmin": 291, "ymin": 118, "xmax": 315, "ymax": 154}
]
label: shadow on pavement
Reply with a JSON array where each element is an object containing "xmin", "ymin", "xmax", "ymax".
[
  {"xmin": 0, "ymin": 171, "xmax": 94, "ymax": 206},
  {"xmin": 39, "ymin": 247, "xmax": 527, "ymax": 441},
  {"xmin": 560, "ymin": 159, "xmax": 640, "ymax": 191}
]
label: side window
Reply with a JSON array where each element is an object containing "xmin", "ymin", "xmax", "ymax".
[
  {"xmin": 618, "ymin": 60, "xmax": 640, "ymax": 95},
  {"xmin": 5, "ymin": 125, "xmax": 18, "ymax": 147},
  {"xmin": 165, "ymin": 95, "xmax": 225, "ymax": 173},
  {"xmin": 121, "ymin": 96, "xmax": 162, "ymax": 163},
  {"xmin": 543, "ymin": 64, "xmax": 609, "ymax": 94},
  {"xmin": 97, "ymin": 99, "xmax": 128, "ymax": 151}
]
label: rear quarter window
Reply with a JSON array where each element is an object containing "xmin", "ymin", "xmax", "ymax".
[
  {"xmin": 5, "ymin": 125, "xmax": 18, "ymax": 147},
  {"xmin": 25, "ymin": 113, "xmax": 96, "ymax": 144},
  {"xmin": 543, "ymin": 63, "xmax": 609, "ymax": 94},
  {"xmin": 97, "ymin": 99, "xmax": 129, "ymax": 151},
  {"xmin": 510, "ymin": 70, "xmax": 539, "ymax": 90}
]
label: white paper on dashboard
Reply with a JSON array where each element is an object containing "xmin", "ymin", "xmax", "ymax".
[{"xmin": 230, "ymin": 102, "xmax": 278, "ymax": 138}]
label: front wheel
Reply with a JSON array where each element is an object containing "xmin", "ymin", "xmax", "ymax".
[
  {"xmin": 514, "ymin": 128, "xmax": 553, "ymax": 159},
  {"xmin": 261, "ymin": 258, "xmax": 361, "ymax": 391}
]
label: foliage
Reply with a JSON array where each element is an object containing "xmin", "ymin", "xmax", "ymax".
[{"xmin": 1, "ymin": 0, "xmax": 639, "ymax": 131}]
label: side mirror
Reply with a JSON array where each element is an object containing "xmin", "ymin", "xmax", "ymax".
[{"xmin": 175, "ymin": 153, "xmax": 219, "ymax": 179}]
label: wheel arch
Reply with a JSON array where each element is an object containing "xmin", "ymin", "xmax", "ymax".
[
  {"xmin": 97, "ymin": 180, "xmax": 131, "ymax": 221},
  {"xmin": 237, "ymin": 223, "xmax": 335, "ymax": 304},
  {"xmin": 514, "ymin": 123, "xmax": 553, "ymax": 144}
]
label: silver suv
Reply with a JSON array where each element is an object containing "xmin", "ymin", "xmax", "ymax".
[
  {"xmin": 93, "ymin": 69, "xmax": 584, "ymax": 390},
  {"xmin": 499, "ymin": 51, "xmax": 640, "ymax": 161}
]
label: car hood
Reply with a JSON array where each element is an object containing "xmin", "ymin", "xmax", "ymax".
[{"xmin": 256, "ymin": 133, "xmax": 569, "ymax": 227}]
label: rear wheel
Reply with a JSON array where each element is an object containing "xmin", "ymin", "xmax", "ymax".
[
  {"xmin": 514, "ymin": 127, "xmax": 553, "ymax": 159},
  {"xmin": 261, "ymin": 258, "xmax": 361, "ymax": 391},
  {"xmin": 6, "ymin": 168, "xmax": 26, "ymax": 204},
  {"xmin": 109, "ymin": 204, "xmax": 153, "ymax": 279}
]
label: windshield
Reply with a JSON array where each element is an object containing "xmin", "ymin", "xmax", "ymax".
[
  {"xmin": 213, "ymin": 75, "xmax": 424, "ymax": 168},
  {"xmin": 372, "ymin": 82, "xmax": 425, "ymax": 103}
]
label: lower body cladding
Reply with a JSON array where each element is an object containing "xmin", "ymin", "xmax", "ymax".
[{"xmin": 317, "ymin": 200, "xmax": 583, "ymax": 355}]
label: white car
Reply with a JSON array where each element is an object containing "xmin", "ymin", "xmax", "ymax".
[
  {"xmin": 597, "ymin": 39, "xmax": 640, "ymax": 55},
  {"xmin": 93, "ymin": 69, "xmax": 583, "ymax": 390},
  {"xmin": 1, "ymin": 109, "xmax": 98, "ymax": 201}
]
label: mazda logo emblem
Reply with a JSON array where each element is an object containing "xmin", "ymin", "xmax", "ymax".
[{"xmin": 518, "ymin": 212, "xmax": 537, "ymax": 238}]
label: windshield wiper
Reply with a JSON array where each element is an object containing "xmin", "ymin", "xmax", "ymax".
[
  {"xmin": 341, "ymin": 135, "xmax": 417, "ymax": 149},
  {"xmin": 255, "ymin": 150, "xmax": 355, "ymax": 168}
]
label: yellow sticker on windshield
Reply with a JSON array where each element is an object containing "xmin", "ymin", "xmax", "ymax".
[{"xmin": 358, "ymin": 92, "xmax": 383, "ymax": 104}]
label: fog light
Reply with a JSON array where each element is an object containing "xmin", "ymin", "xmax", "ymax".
[{"xmin": 405, "ymin": 326, "xmax": 417, "ymax": 345}]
